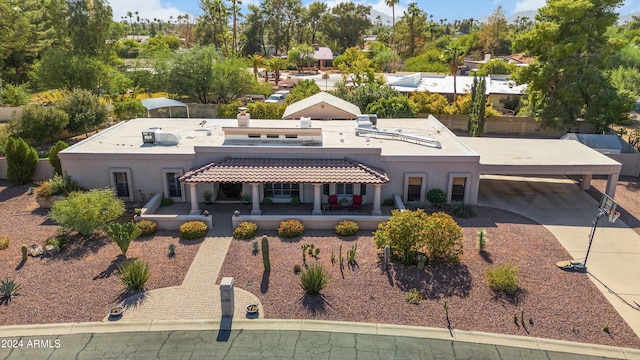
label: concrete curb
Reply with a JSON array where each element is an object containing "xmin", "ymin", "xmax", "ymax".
[{"xmin": 1, "ymin": 319, "xmax": 639, "ymax": 359}]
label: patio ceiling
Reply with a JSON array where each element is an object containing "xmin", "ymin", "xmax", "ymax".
[{"xmin": 179, "ymin": 157, "xmax": 390, "ymax": 184}]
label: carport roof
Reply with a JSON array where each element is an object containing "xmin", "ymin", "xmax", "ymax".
[{"xmin": 461, "ymin": 137, "xmax": 621, "ymax": 175}]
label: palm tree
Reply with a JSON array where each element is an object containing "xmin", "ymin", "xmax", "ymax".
[
  {"xmin": 248, "ymin": 54, "xmax": 264, "ymax": 80},
  {"xmin": 385, "ymin": 0, "xmax": 398, "ymax": 71},
  {"xmin": 441, "ymin": 44, "xmax": 465, "ymax": 102},
  {"xmin": 265, "ymin": 58, "xmax": 287, "ymax": 86}
]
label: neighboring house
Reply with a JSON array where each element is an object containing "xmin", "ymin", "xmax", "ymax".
[
  {"xmin": 313, "ymin": 45, "xmax": 334, "ymax": 70},
  {"xmin": 58, "ymin": 112, "xmax": 621, "ymax": 217},
  {"xmin": 282, "ymin": 92, "xmax": 361, "ymax": 120},
  {"xmin": 385, "ymin": 73, "xmax": 526, "ymax": 107}
]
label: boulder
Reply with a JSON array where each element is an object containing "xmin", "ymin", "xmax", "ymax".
[
  {"xmin": 28, "ymin": 244, "xmax": 44, "ymax": 257},
  {"xmin": 45, "ymin": 244, "xmax": 60, "ymax": 256}
]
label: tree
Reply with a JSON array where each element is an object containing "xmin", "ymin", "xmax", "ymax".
[
  {"xmin": 337, "ymin": 83, "xmax": 396, "ymax": 113},
  {"xmin": 113, "ymin": 98, "xmax": 147, "ymax": 120},
  {"xmin": 395, "ymin": 3, "xmax": 427, "ymax": 58},
  {"xmin": 468, "ymin": 76, "xmax": 487, "ymax": 136},
  {"xmin": 515, "ymin": 0, "xmax": 633, "ymax": 131},
  {"xmin": 409, "ymin": 91, "xmax": 449, "ymax": 114},
  {"xmin": 67, "ymin": 0, "xmax": 115, "ymax": 59},
  {"xmin": 333, "ymin": 48, "xmax": 377, "ymax": 87},
  {"xmin": 48, "ymin": 140, "xmax": 69, "ymax": 176},
  {"xmin": 441, "ymin": 44, "xmax": 465, "ymax": 101},
  {"xmin": 167, "ymin": 45, "xmax": 217, "ymax": 103},
  {"xmin": 4, "ymin": 137, "xmax": 38, "ymax": 185},
  {"xmin": 475, "ymin": 59, "xmax": 516, "ymax": 76},
  {"xmin": 264, "ymin": 58, "xmax": 288, "ymax": 87},
  {"xmin": 195, "ymin": 0, "xmax": 229, "ymax": 50},
  {"xmin": 102, "ymin": 222, "xmax": 143, "ymax": 257},
  {"xmin": 50, "ymin": 189, "xmax": 125, "ymax": 236},
  {"xmin": 0, "ymin": 84, "xmax": 30, "ymax": 106},
  {"xmin": 366, "ymin": 96, "xmax": 417, "ymax": 118},
  {"xmin": 479, "ymin": 6, "xmax": 509, "ymax": 55},
  {"xmin": 321, "ymin": 3, "xmax": 372, "ymax": 52},
  {"xmin": 248, "ymin": 54, "xmax": 264, "ymax": 80},
  {"xmin": 57, "ymin": 89, "xmax": 108, "ymax": 137},
  {"xmin": 211, "ymin": 57, "xmax": 255, "ymax": 102},
  {"xmin": 386, "ymin": 0, "xmax": 398, "ymax": 60},
  {"xmin": 404, "ymin": 49, "xmax": 449, "ymax": 73},
  {"xmin": 8, "ymin": 104, "xmax": 68, "ymax": 146},
  {"xmin": 34, "ymin": 49, "xmax": 112, "ymax": 92},
  {"xmin": 286, "ymin": 79, "xmax": 321, "ymax": 104},
  {"xmin": 306, "ymin": 1, "xmax": 327, "ymax": 44},
  {"xmin": 287, "ymin": 44, "xmax": 315, "ymax": 72}
]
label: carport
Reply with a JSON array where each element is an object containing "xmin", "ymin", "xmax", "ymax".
[{"xmin": 461, "ymin": 137, "xmax": 622, "ymax": 198}]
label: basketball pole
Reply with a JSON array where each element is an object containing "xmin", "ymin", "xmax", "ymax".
[{"xmin": 582, "ymin": 208, "xmax": 608, "ymax": 270}]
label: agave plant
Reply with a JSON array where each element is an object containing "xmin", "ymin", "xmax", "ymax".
[{"xmin": 0, "ymin": 278, "xmax": 21, "ymax": 299}]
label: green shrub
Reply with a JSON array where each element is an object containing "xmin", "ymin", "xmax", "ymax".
[
  {"xmin": 486, "ymin": 263, "xmax": 519, "ymax": 295},
  {"xmin": 278, "ymin": 219, "xmax": 304, "ymax": 238},
  {"xmin": 261, "ymin": 197, "xmax": 272, "ymax": 206},
  {"xmin": 451, "ymin": 203, "xmax": 475, "ymax": 219},
  {"xmin": 0, "ymin": 278, "xmax": 20, "ymax": 299},
  {"xmin": 0, "ymin": 236, "xmax": 9, "ymax": 250},
  {"xmin": 103, "ymin": 221, "xmax": 143, "ymax": 256},
  {"xmin": 118, "ymin": 258, "xmax": 150, "ymax": 291},
  {"xmin": 179, "ymin": 221, "xmax": 208, "ymax": 240},
  {"xmin": 35, "ymin": 174, "xmax": 81, "ymax": 199},
  {"xmin": 161, "ymin": 197, "xmax": 173, "ymax": 207},
  {"xmin": 233, "ymin": 221, "xmax": 258, "ymax": 239},
  {"xmin": 48, "ymin": 140, "xmax": 69, "ymax": 175},
  {"xmin": 382, "ymin": 198, "xmax": 394, "ymax": 206},
  {"xmin": 299, "ymin": 264, "xmax": 329, "ymax": 295},
  {"xmin": 5, "ymin": 137, "xmax": 38, "ymax": 185},
  {"xmin": 374, "ymin": 209, "xmax": 430, "ymax": 265},
  {"xmin": 424, "ymin": 212, "xmax": 464, "ymax": 263},
  {"xmin": 426, "ymin": 188, "xmax": 447, "ymax": 207},
  {"xmin": 405, "ymin": 288, "xmax": 422, "ymax": 304},
  {"xmin": 50, "ymin": 189, "xmax": 125, "ymax": 236},
  {"xmin": 45, "ymin": 236, "xmax": 68, "ymax": 250},
  {"xmin": 335, "ymin": 220, "xmax": 359, "ymax": 237},
  {"xmin": 291, "ymin": 196, "xmax": 301, "ymax": 205},
  {"xmin": 135, "ymin": 220, "xmax": 158, "ymax": 236}
]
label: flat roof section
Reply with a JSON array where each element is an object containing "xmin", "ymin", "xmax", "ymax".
[{"xmin": 461, "ymin": 137, "xmax": 622, "ymax": 175}]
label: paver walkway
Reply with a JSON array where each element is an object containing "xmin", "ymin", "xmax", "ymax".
[
  {"xmin": 478, "ymin": 175, "xmax": 640, "ymax": 337},
  {"xmin": 109, "ymin": 215, "xmax": 263, "ymax": 322}
]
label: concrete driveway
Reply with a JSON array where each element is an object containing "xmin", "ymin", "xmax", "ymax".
[{"xmin": 478, "ymin": 175, "xmax": 640, "ymax": 337}]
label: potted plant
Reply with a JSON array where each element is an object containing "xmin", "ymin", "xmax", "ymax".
[
  {"xmin": 241, "ymin": 192, "xmax": 250, "ymax": 204},
  {"xmin": 246, "ymin": 304, "xmax": 259, "ymax": 314},
  {"xmin": 203, "ymin": 191, "xmax": 213, "ymax": 204},
  {"xmin": 109, "ymin": 306, "xmax": 124, "ymax": 318}
]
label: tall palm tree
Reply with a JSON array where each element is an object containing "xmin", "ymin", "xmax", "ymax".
[
  {"xmin": 385, "ymin": 0, "xmax": 398, "ymax": 71},
  {"xmin": 248, "ymin": 54, "xmax": 263, "ymax": 80},
  {"xmin": 441, "ymin": 44, "xmax": 465, "ymax": 102}
]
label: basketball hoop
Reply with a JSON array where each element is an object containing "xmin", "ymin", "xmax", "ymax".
[{"xmin": 609, "ymin": 211, "xmax": 621, "ymax": 223}]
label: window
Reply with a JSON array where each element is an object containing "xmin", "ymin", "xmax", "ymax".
[
  {"xmin": 264, "ymin": 183, "xmax": 300, "ymax": 197},
  {"xmin": 166, "ymin": 173, "xmax": 181, "ymax": 198},
  {"xmin": 451, "ymin": 177, "xmax": 466, "ymax": 202},
  {"xmin": 336, "ymin": 183, "xmax": 353, "ymax": 196},
  {"xmin": 248, "ymin": 134, "xmax": 261, "ymax": 138},
  {"xmin": 114, "ymin": 172, "xmax": 129, "ymax": 197},
  {"xmin": 285, "ymin": 134, "xmax": 298, "ymax": 139},
  {"xmin": 267, "ymin": 134, "xmax": 279, "ymax": 139},
  {"xmin": 407, "ymin": 177, "xmax": 422, "ymax": 202}
]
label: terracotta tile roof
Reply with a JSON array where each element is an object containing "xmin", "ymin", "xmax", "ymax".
[{"xmin": 180, "ymin": 157, "xmax": 389, "ymax": 184}]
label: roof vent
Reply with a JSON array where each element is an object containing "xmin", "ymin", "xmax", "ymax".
[
  {"xmin": 142, "ymin": 127, "xmax": 181, "ymax": 146},
  {"xmin": 237, "ymin": 106, "xmax": 250, "ymax": 127},
  {"xmin": 300, "ymin": 116, "xmax": 311, "ymax": 128}
]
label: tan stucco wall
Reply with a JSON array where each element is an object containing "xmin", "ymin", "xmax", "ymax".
[
  {"xmin": 0, "ymin": 158, "xmax": 53, "ymax": 182},
  {"xmin": 435, "ymin": 114, "xmax": 597, "ymax": 137}
]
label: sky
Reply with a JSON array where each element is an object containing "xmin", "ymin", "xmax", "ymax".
[{"xmin": 109, "ymin": 0, "xmax": 640, "ymax": 23}]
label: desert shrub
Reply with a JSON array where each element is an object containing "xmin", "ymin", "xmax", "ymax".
[
  {"xmin": 135, "ymin": 220, "xmax": 158, "ymax": 236},
  {"xmin": 5, "ymin": 137, "xmax": 38, "ymax": 185},
  {"xmin": 335, "ymin": 220, "xmax": 359, "ymax": 237},
  {"xmin": 103, "ymin": 221, "xmax": 143, "ymax": 256},
  {"xmin": 50, "ymin": 189, "xmax": 125, "ymax": 236},
  {"xmin": 261, "ymin": 197, "xmax": 272, "ymax": 206},
  {"xmin": 48, "ymin": 140, "xmax": 69, "ymax": 175},
  {"xmin": 374, "ymin": 209, "xmax": 430, "ymax": 265},
  {"xmin": 424, "ymin": 212, "xmax": 464, "ymax": 263},
  {"xmin": 0, "ymin": 278, "xmax": 20, "ymax": 299},
  {"xmin": 45, "ymin": 236, "xmax": 68, "ymax": 250},
  {"xmin": 299, "ymin": 264, "xmax": 329, "ymax": 295},
  {"xmin": 486, "ymin": 263, "xmax": 519, "ymax": 295},
  {"xmin": 405, "ymin": 288, "xmax": 422, "ymax": 304},
  {"xmin": 179, "ymin": 221, "xmax": 208, "ymax": 240},
  {"xmin": 233, "ymin": 221, "xmax": 258, "ymax": 239},
  {"xmin": 278, "ymin": 219, "xmax": 304, "ymax": 238},
  {"xmin": 118, "ymin": 259, "xmax": 150, "ymax": 291},
  {"xmin": 0, "ymin": 236, "xmax": 9, "ymax": 250},
  {"xmin": 451, "ymin": 203, "xmax": 475, "ymax": 219},
  {"xmin": 35, "ymin": 174, "xmax": 81, "ymax": 199},
  {"xmin": 426, "ymin": 188, "xmax": 447, "ymax": 207},
  {"xmin": 161, "ymin": 197, "xmax": 173, "ymax": 207}
]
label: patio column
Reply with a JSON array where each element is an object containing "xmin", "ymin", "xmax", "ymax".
[
  {"xmin": 605, "ymin": 173, "xmax": 619, "ymax": 199},
  {"xmin": 371, "ymin": 184, "xmax": 382, "ymax": 216},
  {"xmin": 581, "ymin": 174, "xmax": 592, "ymax": 190},
  {"xmin": 189, "ymin": 183, "xmax": 200, "ymax": 215},
  {"xmin": 251, "ymin": 183, "xmax": 262, "ymax": 215},
  {"xmin": 312, "ymin": 183, "xmax": 322, "ymax": 215}
]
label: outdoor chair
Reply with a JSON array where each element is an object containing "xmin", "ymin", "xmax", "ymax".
[
  {"xmin": 328, "ymin": 195, "xmax": 341, "ymax": 210},
  {"xmin": 350, "ymin": 195, "xmax": 363, "ymax": 212}
]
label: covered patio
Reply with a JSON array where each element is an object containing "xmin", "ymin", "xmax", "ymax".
[{"xmin": 179, "ymin": 157, "xmax": 390, "ymax": 216}]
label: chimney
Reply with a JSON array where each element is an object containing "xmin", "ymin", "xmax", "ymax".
[{"xmin": 237, "ymin": 106, "xmax": 250, "ymax": 127}]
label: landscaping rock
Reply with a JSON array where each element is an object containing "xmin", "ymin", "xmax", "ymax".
[
  {"xmin": 45, "ymin": 245, "xmax": 60, "ymax": 256},
  {"xmin": 28, "ymin": 244, "xmax": 44, "ymax": 257}
]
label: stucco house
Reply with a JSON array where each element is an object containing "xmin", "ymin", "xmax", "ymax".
[{"xmin": 58, "ymin": 112, "xmax": 621, "ymax": 222}]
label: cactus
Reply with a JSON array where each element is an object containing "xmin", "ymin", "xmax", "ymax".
[
  {"xmin": 339, "ymin": 244, "xmax": 344, "ymax": 269},
  {"xmin": 347, "ymin": 244, "xmax": 357, "ymax": 264},
  {"xmin": 384, "ymin": 245, "xmax": 390, "ymax": 269},
  {"xmin": 261, "ymin": 236, "xmax": 271, "ymax": 271},
  {"xmin": 21, "ymin": 244, "xmax": 28, "ymax": 261}
]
